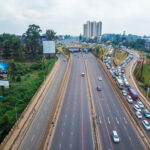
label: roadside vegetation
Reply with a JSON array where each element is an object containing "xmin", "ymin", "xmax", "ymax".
[
  {"xmin": 134, "ymin": 53, "xmax": 150, "ymax": 98},
  {"xmin": 113, "ymin": 49, "xmax": 128, "ymax": 66},
  {"xmin": 92, "ymin": 46, "xmax": 107, "ymax": 60},
  {"xmin": 0, "ymin": 24, "xmax": 57, "ymax": 142}
]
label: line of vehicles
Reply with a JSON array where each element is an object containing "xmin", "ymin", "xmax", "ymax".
[
  {"xmin": 103, "ymin": 47, "xmax": 150, "ymax": 145},
  {"xmin": 104, "ymin": 50, "xmax": 150, "ymax": 132}
]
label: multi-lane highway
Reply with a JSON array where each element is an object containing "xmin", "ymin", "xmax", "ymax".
[
  {"xmin": 19, "ymin": 55, "xmax": 67, "ymax": 150},
  {"xmin": 50, "ymin": 53, "xmax": 94, "ymax": 150},
  {"xmin": 83, "ymin": 53, "xmax": 145, "ymax": 150}
]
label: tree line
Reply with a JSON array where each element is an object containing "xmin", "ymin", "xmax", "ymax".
[{"xmin": 0, "ymin": 24, "xmax": 56, "ymax": 60}]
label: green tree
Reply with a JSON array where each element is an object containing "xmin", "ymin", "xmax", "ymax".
[
  {"xmin": 8, "ymin": 59, "xmax": 17, "ymax": 81},
  {"xmin": 46, "ymin": 29, "xmax": 56, "ymax": 40},
  {"xmin": 23, "ymin": 24, "xmax": 42, "ymax": 58},
  {"xmin": 11, "ymin": 37, "xmax": 21, "ymax": 59}
]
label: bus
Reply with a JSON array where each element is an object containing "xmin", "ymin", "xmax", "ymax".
[
  {"xmin": 128, "ymin": 87, "xmax": 138, "ymax": 100},
  {"xmin": 116, "ymin": 77, "xmax": 124, "ymax": 89}
]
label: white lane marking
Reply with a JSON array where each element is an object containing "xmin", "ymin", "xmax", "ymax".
[
  {"xmin": 62, "ymin": 131, "xmax": 64, "ymax": 136},
  {"xmin": 73, "ymin": 114, "xmax": 75, "ymax": 118},
  {"xmin": 99, "ymin": 116, "xmax": 102, "ymax": 124},
  {"xmin": 65, "ymin": 114, "xmax": 67, "ymax": 118},
  {"xmin": 72, "ymin": 122, "xmax": 74, "ymax": 126},
  {"xmin": 70, "ymin": 144, "xmax": 72, "ymax": 148},
  {"xmin": 31, "ymin": 135, "xmax": 35, "ymax": 142},
  {"xmin": 124, "ymin": 117, "xmax": 127, "ymax": 124},
  {"xmin": 108, "ymin": 117, "xmax": 110, "ymax": 124},
  {"xmin": 71, "ymin": 131, "xmax": 74, "ymax": 136},
  {"xmin": 63, "ymin": 122, "xmax": 66, "ymax": 126},
  {"xmin": 116, "ymin": 117, "xmax": 119, "ymax": 124},
  {"xmin": 36, "ymin": 123, "xmax": 39, "ymax": 129},
  {"xmin": 59, "ymin": 144, "xmax": 61, "ymax": 149}
]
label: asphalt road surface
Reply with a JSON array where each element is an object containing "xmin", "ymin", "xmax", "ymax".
[
  {"xmin": 50, "ymin": 53, "xmax": 94, "ymax": 150},
  {"xmin": 19, "ymin": 55, "xmax": 67, "ymax": 150},
  {"xmin": 83, "ymin": 53, "xmax": 145, "ymax": 150}
]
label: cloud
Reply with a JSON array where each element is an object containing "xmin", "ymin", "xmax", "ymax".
[{"xmin": 0, "ymin": 0, "xmax": 150, "ymax": 35}]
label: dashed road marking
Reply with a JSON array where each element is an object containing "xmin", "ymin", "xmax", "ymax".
[
  {"xmin": 71, "ymin": 131, "xmax": 74, "ymax": 136},
  {"xmin": 70, "ymin": 144, "xmax": 72, "ymax": 148},
  {"xmin": 72, "ymin": 122, "xmax": 74, "ymax": 126},
  {"xmin": 59, "ymin": 144, "xmax": 61, "ymax": 149},
  {"xmin": 116, "ymin": 117, "xmax": 119, "ymax": 124},
  {"xmin": 108, "ymin": 117, "xmax": 110, "ymax": 124},
  {"xmin": 62, "ymin": 131, "xmax": 64, "ymax": 136},
  {"xmin": 63, "ymin": 122, "xmax": 66, "ymax": 126},
  {"xmin": 99, "ymin": 116, "xmax": 102, "ymax": 124},
  {"xmin": 65, "ymin": 114, "xmax": 67, "ymax": 118},
  {"xmin": 124, "ymin": 117, "xmax": 127, "ymax": 124},
  {"xmin": 31, "ymin": 135, "xmax": 35, "ymax": 142},
  {"xmin": 73, "ymin": 114, "xmax": 75, "ymax": 118}
]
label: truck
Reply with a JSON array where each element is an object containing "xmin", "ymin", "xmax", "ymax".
[{"xmin": 128, "ymin": 87, "xmax": 138, "ymax": 100}]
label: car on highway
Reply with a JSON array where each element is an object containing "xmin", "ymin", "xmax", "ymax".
[
  {"xmin": 81, "ymin": 72, "xmax": 85, "ymax": 77},
  {"xmin": 98, "ymin": 76, "xmax": 102, "ymax": 81},
  {"xmin": 112, "ymin": 130, "xmax": 120, "ymax": 143},
  {"xmin": 127, "ymin": 95, "xmax": 133, "ymax": 103},
  {"xmin": 143, "ymin": 109, "xmax": 150, "ymax": 118},
  {"xmin": 135, "ymin": 111, "xmax": 142, "ymax": 119},
  {"xmin": 122, "ymin": 90, "xmax": 127, "ymax": 96},
  {"xmin": 97, "ymin": 86, "xmax": 101, "ymax": 91},
  {"xmin": 137, "ymin": 101, "xmax": 144, "ymax": 108},
  {"xmin": 134, "ymin": 104, "xmax": 141, "ymax": 112},
  {"xmin": 142, "ymin": 120, "xmax": 150, "ymax": 130}
]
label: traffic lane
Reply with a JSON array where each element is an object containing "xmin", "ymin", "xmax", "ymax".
[
  {"xmin": 84, "ymin": 53, "xmax": 144, "ymax": 150},
  {"xmin": 87, "ymin": 67, "xmax": 124, "ymax": 150},
  {"xmin": 50, "ymin": 53, "xmax": 93, "ymax": 150},
  {"xmin": 19, "ymin": 58, "xmax": 67, "ymax": 150},
  {"xmin": 50, "ymin": 54, "xmax": 80, "ymax": 150},
  {"xmin": 87, "ymin": 53, "xmax": 144, "ymax": 149}
]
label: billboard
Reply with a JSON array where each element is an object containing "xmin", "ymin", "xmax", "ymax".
[
  {"xmin": 0, "ymin": 62, "xmax": 8, "ymax": 80},
  {"xmin": 43, "ymin": 41, "xmax": 55, "ymax": 54},
  {"xmin": 0, "ymin": 62, "xmax": 9, "ymax": 87}
]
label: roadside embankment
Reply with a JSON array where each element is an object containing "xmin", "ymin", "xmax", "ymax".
[
  {"xmin": 0, "ymin": 58, "xmax": 61, "ymax": 150},
  {"xmin": 38, "ymin": 54, "xmax": 72, "ymax": 150}
]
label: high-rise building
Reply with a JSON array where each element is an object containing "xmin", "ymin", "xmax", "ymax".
[
  {"xmin": 83, "ymin": 24, "xmax": 87, "ymax": 37},
  {"xmin": 83, "ymin": 21, "xmax": 102, "ymax": 40},
  {"xmin": 86, "ymin": 21, "xmax": 91, "ymax": 38}
]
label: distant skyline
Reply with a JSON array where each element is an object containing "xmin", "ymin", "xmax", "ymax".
[{"xmin": 0, "ymin": 0, "xmax": 150, "ymax": 36}]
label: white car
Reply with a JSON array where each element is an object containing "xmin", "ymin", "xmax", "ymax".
[
  {"xmin": 137, "ymin": 101, "xmax": 144, "ymax": 108},
  {"xmin": 127, "ymin": 95, "xmax": 133, "ymax": 103},
  {"xmin": 135, "ymin": 111, "xmax": 142, "ymax": 119},
  {"xmin": 122, "ymin": 90, "xmax": 127, "ymax": 96},
  {"xmin": 98, "ymin": 77, "xmax": 102, "ymax": 81},
  {"xmin": 112, "ymin": 130, "xmax": 120, "ymax": 143},
  {"xmin": 134, "ymin": 104, "xmax": 141, "ymax": 112},
  {"xmin": 142, "ymin": 120, "xmax": 150, "ymax": 130}
]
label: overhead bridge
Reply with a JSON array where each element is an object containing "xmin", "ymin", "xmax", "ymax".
[{"xmin": 67, "ymin": 46, "xmax": 91, "ymax": 49}]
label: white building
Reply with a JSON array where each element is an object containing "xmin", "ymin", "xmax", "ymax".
[{"xmin": 83, "ymin": 21, "xmax": 102, "ymax": 40}]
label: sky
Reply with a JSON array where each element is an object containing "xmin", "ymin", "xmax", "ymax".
[{"xmin": 0, "ymin": 0, "xmax": 150, "ymax": 36}]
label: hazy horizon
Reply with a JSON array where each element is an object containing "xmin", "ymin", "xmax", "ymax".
[{"xmin": 0, "ymin": 0, "xmax": 150, "ymax": 36}]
